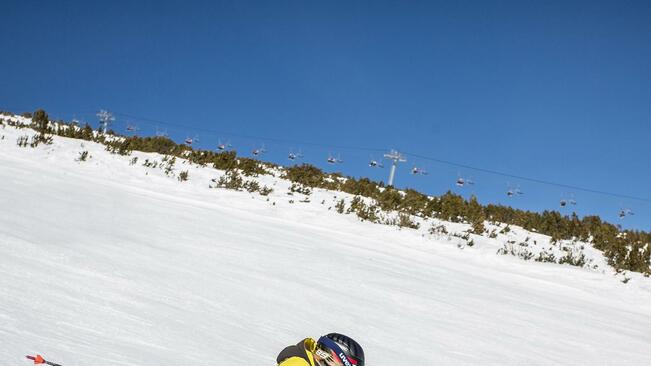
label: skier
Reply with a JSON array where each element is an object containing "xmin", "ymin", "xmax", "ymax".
[{"xmin": 276, "ymin": 333, "xmax": 364, "ymax": 366}]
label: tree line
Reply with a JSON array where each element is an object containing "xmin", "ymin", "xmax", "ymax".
[{"xmin": 9, "ymin": 109, "xmax": 650, "ymax": 275}]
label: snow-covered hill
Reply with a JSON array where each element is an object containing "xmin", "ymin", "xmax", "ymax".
[{"xmin": 1, "ymin": 117, "xmax": 650, "ymax": 365}]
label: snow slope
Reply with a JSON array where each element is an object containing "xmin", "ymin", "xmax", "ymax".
[{"xmin": 1, "ymin": 120, "xmax": 650, "ymax": 365}]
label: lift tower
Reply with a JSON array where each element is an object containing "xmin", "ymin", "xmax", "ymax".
[
  {"xmin": 383, "ymin": 149, "xmax": 406, "ymax": 187},
  {"xmin": 96, "ymin": 109, "xmax": 114, "ymax": 134}
]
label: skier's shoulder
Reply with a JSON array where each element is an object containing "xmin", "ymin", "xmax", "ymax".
[
  {"xmin": 277, "ymin": 338, "xmax": 317, "ymax": 366},
  {"xmin": 277, "ymin": 356, "xmax": 313, "ymax": 366}
]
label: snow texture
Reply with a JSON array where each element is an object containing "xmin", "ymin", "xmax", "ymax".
[{"xmin": 1, "ymin": 118, "xmax": 650, "ymax": 365}]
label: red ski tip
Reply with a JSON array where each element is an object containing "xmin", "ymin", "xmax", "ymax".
[{"xmin": 25, "ymin": 354, "xmax": 45, "ymax": 364}]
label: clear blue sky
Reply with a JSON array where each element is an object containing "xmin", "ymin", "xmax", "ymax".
[{"xmin": 2, "ymin": 1, "xmax": 650, "ymax": 229}]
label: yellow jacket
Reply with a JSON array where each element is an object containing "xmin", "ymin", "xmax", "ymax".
[{"xmin": 277, "ymin": 338, "xmax": 319, "ymax": 366}]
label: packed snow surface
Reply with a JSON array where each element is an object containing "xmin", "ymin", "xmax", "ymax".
[{"xmin": 1, "ymin": 122, "xmax": 650, "ymax": 365}]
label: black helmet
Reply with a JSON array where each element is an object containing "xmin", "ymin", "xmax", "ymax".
[{"xmin": 317, "ymin": 333, "xmax": 365, "ymax": 366}]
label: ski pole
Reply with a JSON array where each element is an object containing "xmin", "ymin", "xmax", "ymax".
[{"xmin": 25, "ymin": 354, "xmax": 63, "ymax": 366}]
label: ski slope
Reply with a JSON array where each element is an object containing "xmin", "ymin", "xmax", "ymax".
[{"xmin": 1, "ymin": 121, "xmax": 650, "ymax": 366}]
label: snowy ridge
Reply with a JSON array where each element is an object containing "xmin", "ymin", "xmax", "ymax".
[
  {"xmin": 1, "ymin": 115, "xmax": 650, "ymax": 365},
  {"xmin": 1, "ymin": 114, "xmax": 613, "ymax": 276}
]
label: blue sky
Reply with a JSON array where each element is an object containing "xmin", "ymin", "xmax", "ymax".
[{"xmin": 1, "ymin": 1, "xmax": 650, "ymax": 229}]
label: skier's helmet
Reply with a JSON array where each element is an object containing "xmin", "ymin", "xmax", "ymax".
[{"xmin": 316, "ymin": 333, "xmax": 365, "ymax": 366}]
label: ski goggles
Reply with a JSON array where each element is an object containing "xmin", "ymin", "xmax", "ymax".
[{"xmin": 316, "ymin": 336, "xmax": 358, "ymax": 366}]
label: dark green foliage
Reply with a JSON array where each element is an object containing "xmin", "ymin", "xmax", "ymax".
[
  {"xmin": 245, "ymin": 180, "xmax": 260, "ymax": 192},
  {"xmin": 215, "ymin": 171, "xmax": 244, "ymax": 190},
  {"xmin": 105, "ymin": 141, "xmax": 132, "ymax": 155},
  {"xmin": 422, "ymin": 196, "xmax": 442, "ymax": 217},
  {"xmin": 194, "ymin": 150, "xmax": 268, "ymax": 176},
  {"xmin": 398, "ymin": 189, "xmax": 429, "ymax": 215},
  {"xmin": 335, "ymin": 199, "xmax": 346, "ymax": 214},
  {"xmin": 347, "ymin": 196, "xmax": 363, "ymax": 214},
  {"xmin": 178, "ymin": 170, "xmax": 189, "ymax": 182},
  {"xmin": 55, "ymin": 123, "xmax": 94, "ymax": 140},
  {"xmin": 322, "ymin": 173, "xmax": 344, "ymax": 190},
  {"xmin": 471, "ymin": 218, "xmax": 486, "ymax": 235},
  {"xmin": 396, "ymin": 213, "xmax": 420, "ymax": 229},
  {"xmin": 284, "ymin": 164, "xmax": 325, "ymax": 187},
  {"xmin": 106, "ymin": 136, "xmax": 179, "ymax": 156},
  {"xmin": 376, "ymin": 188, "xmax": 402, "ymax": 211},
  {"xmin": 340, "ymin": 177, "xmax": 381, "ymax": 197},
  {"xmin": 162, "ymin": 156, "xmax": 176, "ymax": 176},
  {"xmin": 16, "ymin": 135, "xmax": 29, "ymax": 147},
  {"xmin": 603, "ymin": 233, "xmax": 651, "ymax": 273},
  {"xmin": 290, "ymin": 183, "xmax": 312, "ymax": 195},
  {"xmin": 212, "ymin": 171, "xmax": 272, "ymax": 196},
  {"xmin": 238, "ymin": 158, "xmax": 265, "ymax": 177},
  {"xmin": 77, "ymin": 150, "xmax": 89, "ymax": 161},
  {"xmin": 536, "ymin": 251, "xmax": 556, "ymax": 263},
  {"xmin": 32, "ymin": 115, "xmax": 274, "ymax": 180},
  {"xmin": 29, "ymin": 133, "xmax": 53, "ymax": 147},
  {"xmin": 429, "ymin": 224, "xmax": 448, "ymax": 235},
  {"xmin": 559, "ymin": 251, "xmax": 586, "ymax": 267},
  {"xmin": 32, "ymin": 109, "xmax": 49, "ymax": 132},
  {"xmin": 14, "ymin": 132, "xmax": 53, "ymax": 148},
  {"xmin": 347, "ymin": 196, "xmax": 380, "ymax": 223},
  {"xmin": 212, "ymin": 151, "xmax": 237, "ymax": 170},
  {"xmin": 436, "ymin": 191, "xmax": 466, "ymax": 223},
  {"xmin": 497, "ymin": 243, "xmax": 534, "ymax": 261},
  {"xmin": 467, "ymin": 196, "xmax": 486, "ymax": 234},
  {"xmin": 142, "ymin": 159, "xmax": 158, "ymax": 168},
  {"xmin": 81, "ymin": 124, "xmax": 96, "ymax": 140},
  {"xmin": 6, "ymin": 110, "xmax": 649, "ymax": 275}
]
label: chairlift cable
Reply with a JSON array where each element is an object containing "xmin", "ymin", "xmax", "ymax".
[
  {"xmin": 111, "ymin": 111, "xmax": 386, "ymax": 153},
  {"xmin": 7, "ymin": 107, "xmax": 647, "ymax": 205},
  {"xmin": 403, "ymin": 151, "xmax": 651, "ymax": 203}
]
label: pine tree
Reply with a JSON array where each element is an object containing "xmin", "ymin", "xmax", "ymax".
[
  {"xmin": 467, "ymin": 196, "xmax": 486, "ymax": 234},
  {"xmin": 32, "ymin": 109, "xmax": 49, "ymax": 133}
]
